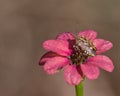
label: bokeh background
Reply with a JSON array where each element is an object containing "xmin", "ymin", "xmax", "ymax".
[{"xmin": 0, "ymin": 0, "xmax": 120, "ymax": 96}]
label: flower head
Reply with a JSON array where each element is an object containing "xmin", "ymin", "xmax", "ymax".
[{"xmin": 39, "ymin": 30, "xmax": 114, "ymax": 85}]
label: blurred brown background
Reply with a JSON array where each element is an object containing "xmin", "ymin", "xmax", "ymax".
[{"xmin": 0, "ymin": 0, "xmax": 120, "ymax": 96}]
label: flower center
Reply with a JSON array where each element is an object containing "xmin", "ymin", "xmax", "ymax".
[{"xmin": 70, "ymin": 37, "xmax": 96, "ymax": 65}]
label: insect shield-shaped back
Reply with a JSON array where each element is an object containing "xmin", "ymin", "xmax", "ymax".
[
  {"xmin": 70, "ymin": 36, "xmax": 96, "ymax": 65},
  {"xmin": 75, "ymin": 36, "xmax": 96, "ymax": 56}
]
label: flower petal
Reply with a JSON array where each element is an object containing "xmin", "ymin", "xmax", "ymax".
[
  {"xmin": 64, "ymin": 65, "xmax": 82, "ymax": 85},
  {"xmin": 93, "ymin": 39, "xmax": 113, "ymax": 54},
  {"xmin": 78, "ymin": 30, "xmax": 97, "ymax": 41},
  {"xmin": 43, "ymin": 40, "xmax": 72, "ymax": 56},
  {"xmin": 56, "ymin": 32, "xmax": 75, "ymax": 40},
  {"xmin": 81, "ymin": 64, "xmax": 100, "ymax": 80},
  {"xmin": 87, "ymin": 55, "xmax": 114, "ymax": 72},
  {"xmin": 57, "ymin": 32, "xmax": 76, "ymax": 50},
  {"xmin": 39, "ymin": 51, "xmax": 60, "ymax": 65},
  {"xmin": 44, "ymin": 57, "xmax": 70, "ymax": 74}
]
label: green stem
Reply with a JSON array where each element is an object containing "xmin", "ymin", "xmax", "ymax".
[{"xmin": 75, "ymin": 82, "xmax": 83, "ymax": 96}]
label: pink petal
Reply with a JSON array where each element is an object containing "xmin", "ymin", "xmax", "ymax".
[
  {"xmin": 87, "ymin": 55, "xmax": 114, "ymax": 72},
  {"xmin": 78, "ymin": 30, "xmax": 97, "ymax": 41},
  {"xmin": 81, "ymin": 64, "xmax": 100, "ymax": 80},
  {"xmin": 39, "ymin": 51, "xmax": 60, "ymax": 65},
  {"xmin": 56, "ymin": 32, "xmax": 75, "ymax": 40},
  {"xmin": 93, "ymin": 39, "xmax": 113, "ymax": 54},
  {"xmin": 43, "ymin": 40, "xmax": 72, "ymax": 56},
  {"xmin": 64, "ymin": 65, "xmax": 82, "ymax": 85},
  {"xmin": 44, "ymin": 57, "xmax": 70, "ymax": 74}
]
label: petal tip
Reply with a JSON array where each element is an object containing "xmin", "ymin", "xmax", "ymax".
[
  {"xmin": 56, "ymin": 32, "xmax": 75, "ymax": 40},
  {"xmin": 44, "ymin": 64, "xmax": 57, "ymax": 74},
  {"xmin": 93, "ymin": 39, "xmax": 113, "ymax": 54},
  {"xmin": 107, "ymin": 63, "xmax": 114, "ymax": 72},
  {"xmin": 78, "ymin": 30, "xmax": 97, "ymax": 40},
  {"xmin": 64, "ymin": 65, "xmax": 82, "ymax": 85},
  {"xmin": 81, "ymin": 64, "xmax": 100, "ymax": 80},
  {"xmin": 87, "ymin": 55, "xmax": 114, "ymax": 73}
]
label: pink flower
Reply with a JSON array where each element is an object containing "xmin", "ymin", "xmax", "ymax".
[{"xmin": 39, "ymin": 30, "xmax": 114, "ymax": 85}]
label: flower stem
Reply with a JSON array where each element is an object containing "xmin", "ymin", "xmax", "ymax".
[{"xmin": 75, "ymin": 82, "xmax": 83, "ymax": 96}]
